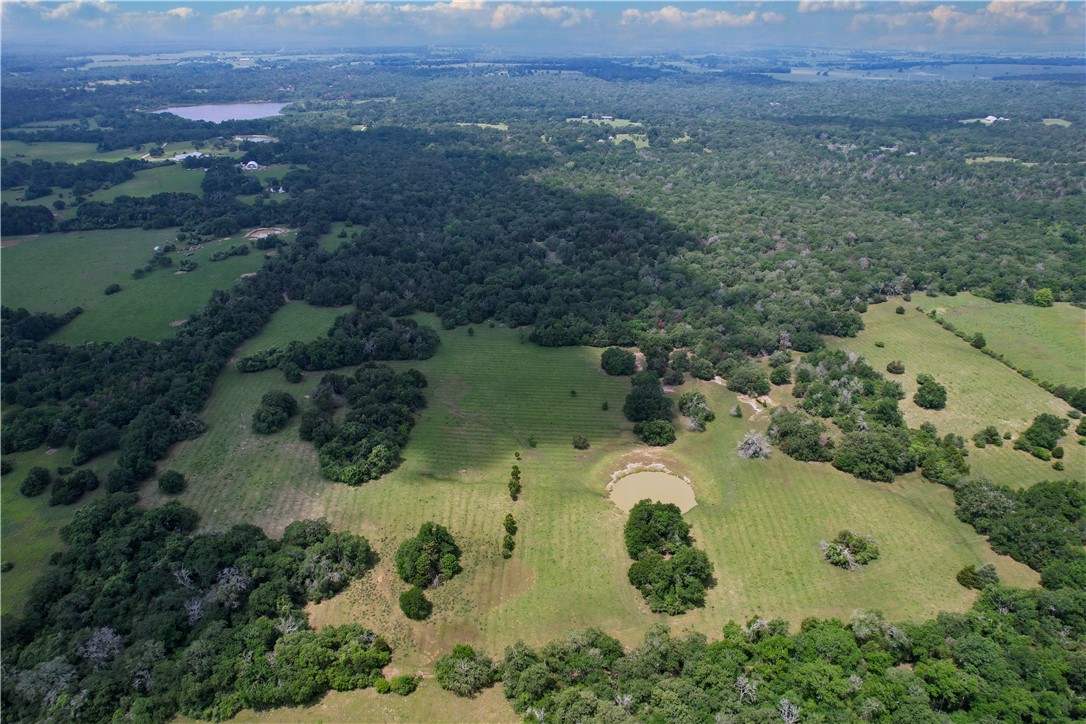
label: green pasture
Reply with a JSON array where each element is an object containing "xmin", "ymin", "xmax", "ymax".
[
  {"xmin": 235, "ymin": 302, "xmax": 349, "ymax": 357},
  {"xmin": 827, "ymin": 299, "xmax": 1084, "ymax": 486},
  {"xmin": 566, "ymin": 117, "xmax": 642, "ymax": 128},
  {"xmin": 930, "ymin": 292, "xmax": 1085, "ymax": 389},
  {"xmin": 1, "ymin": 140, "xmax": 143, "ymax": 164},
  {"xmin": 2, "ymin": 164, "xmax": 205, "ymax": 221},
  {"xmin": 0, "ymin": 446, "xmax": 115, "ymax": 616},
  {"xmin": 1, "ymin": 227, "xmax": 268, "ymax": 342},
  {"xmin": 456, "ymin": 122, "xmax": 509, "ymax": 131},
  {"xmin": 143, "ymin": 316, "xmax": 1036, "ymax": 722},
  {"xmin": 613, "ymin": 133, "xmax": 649, "ymax": 148}
]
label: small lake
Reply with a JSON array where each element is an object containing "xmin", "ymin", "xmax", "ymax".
[
  {"xmin": 153, "ymin": 102, "xmax": 290, "ymax": 123},
  {"xmin": 610, "ymin": 471, "xmax": 697, "ymax": 513}
]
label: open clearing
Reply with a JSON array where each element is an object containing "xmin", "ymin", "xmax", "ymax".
[
  {"xmin": 567, "ymin": 117, "xmax": 642, "ymax": 128},
  {"xmin": 1, "ymin": 140, "xmax": 145, "ymax": 164},
  {"xmin": 456, "ymin": 122, "xmax": 509, "ymax": 131},
  {"xmin": 613, "ymin": 133, "xmax": 649, "ymax": 148},
  {"xmin": 123, "ymin": 314, "xmax": 1036, "ymax": 720},
  {"xmin": 1, "ymin": 227, "xmax": 272, "ymax": 342},
  {"xmin": 929, "ymin": 292, "xmax": 1086, "ymax": 389},
  {"xmin": 827, "ymin": 298, "xmax": 1084, "ymax": 487},
  {"xmin": 1, "ymin": 313, "xmax": 1040, "ymax": 719},
  {"xmin": 1042, "ymin": 118, "xmax": 1072, "ymax": 127}
]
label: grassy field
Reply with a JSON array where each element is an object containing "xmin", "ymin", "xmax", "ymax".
[
  {"xmin": 1, "ymin": 140, "xmax": 144, "ymax": 164},
  {"xmin": 235, "ymin": 301, "xmax": 348, "ymax": 357},
  {"xmin": 613, "ymin": 133, "xmax": 649, "ymax": 148},
  {"xmin": 1, "ymin": 227, "xmax": 271, "ymax": 342},
  {"xmin": 827, "ymin": 299, "xmax": 1084, "ymax": 487},
  {"xmin": 2, "ymin": 164, "xmax": 205, "ymax": 221},
  {"xmin": 566, "ymin": 117, "xmax": 642, "ymax": 128},
  {"xmin": 141, "ymin": 315, "xmax": 1037, "ymax": 720},
  {"xmin": 0, "ymin": 446, "xmax": 116, "ymax": 616},
  {"xmin": 456, "ymin": 122, "xmax": 509, "ymax": 131},
  {"xmin": 928, "ymin": 292, "xmax": 1086, "ymax": 389}
]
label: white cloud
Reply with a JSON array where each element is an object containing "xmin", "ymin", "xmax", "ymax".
[
  {"xmin": 621, "ymin": 5, "xmax": 785, "ymax": 28},
  {"xmin": 797, "ymin": 1, "xmax": 866, "ymax": 13},
  {"xmin": 852, "ymin": 1, "xmax": 1071, "ymax": 35}
]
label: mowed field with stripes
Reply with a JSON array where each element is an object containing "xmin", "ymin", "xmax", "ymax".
[{"xmin": 149, "ymin": 308, "xmax": 1038, "ymax": 705}]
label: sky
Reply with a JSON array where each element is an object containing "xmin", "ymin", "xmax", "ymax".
[{"xmin": 2, "ymin": 1, "xmax": 1084, "ymax": 55}]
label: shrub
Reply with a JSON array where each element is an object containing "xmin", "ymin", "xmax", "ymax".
[
  {"xmin": 625, "ymin": 499, "xmax": 691, "ymax": 558},
  {"xmin": 501, "ymin": 533, "xmax": 515, "ymax": 557},
  {"xmin": 399, "ymin": 586, "xmax": 432, "ymax": 620},
  {"xmin": 374, "ymin": 678, "xmax": 392, "ymax": 694},
  {"xmin": 769, "ymin": 366, "xmax": 791, "ymax": 385},
  {"xmin": 822, "ymin": 531, "xmax": 879, "ymax": 570},
  {"xmin": 572, "ymin": 435, "xmax": 590, "ymax": 450},
  {"xmin": 1033, "ymin": 287, "xmax": 1054, "ymax": 307},
  {"xmin": 600, "ymin": 348, "xmax": 637, "ymax": 376},
  {"xmin": 895, "ymin": 306, "xmax": 905, "ymax": 315},
  {"xmin": 970, "ymin": 333, "xmax": 986, "ymax": 349},
  {"xmin": 729, "ymin": 404, "xmax": 742, "ymax": 418},
  {"xmin": 389, "ymin": 675, "xmax": 419, "ymax": 696},
  {"xmin": 956, "ymin": 564, "xmax": 1000, "ymax": 589},
  {"xmin": 1052, "ymin": 461, "xmax": 1064, "ymax": 471},
  {"xmin": 104, "ymin": 283, "xmax": 122, "ymax": 295},
  {"xmin": 19, "ymin": 466, "xmax": 51, "ymax": 497},
  {"xmin": 661, "ymin": 369, "xmax": 684, "ymax": 386},
  {"xmin": 0, "ymin": 459, "xmax": 13, "ymax": 475},
  {"xmin": 913, "ymin": 373, "xmax": 947, "ymax": 410},
  {"xmin": 503, "ymin": 514, "xmax": 517, "ymax": 535},
  {"xmin": 972, "ymin": 426, "xmax": 1002, "ymax": 448},
  {"xmin": 689, "ymin": 357, "xmax": 715, "ymax": 380},
  {"xmin": 623, "ymin": 371, "xmax": 672, "ymax": 423},
  {"xmin": 737, "ymin": 430, "xmax": 771, "ymax": 460},
  {"xmin": 1015, "ymin": 413, "xmax": 1069, "ymax": 452},
  {"xmin": 768, "ymin": 350, "xmax": 792, "ymax": 368},
  {"xmin": 48, "ymin": 469, "xmax": 98, "ymax": 506},
  {"xmin": 627, "ymin": 546, "xmax": 714, "ymax": 614},
  {"xmin": 678, "ymin": 391, "xmax": 714, "ymax": 431},
  {"xmin": 1051, "ymin": 446, "xmax": 1064, "ymax": 459},
  {"xmin": 158, "ymin": 470, "xmax": 186, "ymax": 495},
  {"xmin": 633, "ymin": 420, "xmax": 675, "ymax": 446},
  {"xmin": 833, "ymin": 429, "xmax": 916, "ymax": 482},
  {"xmin": 252, "ymin": 390, "xmax": 298, "ymax": 434},
  {"xmin": 435, "ymin": 645, "xmax": 495, "ymax": 698},
  {"xmin": 886, "ymin": 360, "xmax": 905, "ymax": 375}
]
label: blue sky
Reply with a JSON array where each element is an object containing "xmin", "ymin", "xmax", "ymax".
[{"xmin": 3, "ymin": 1, "xmax": 1084, "ymax": 54}]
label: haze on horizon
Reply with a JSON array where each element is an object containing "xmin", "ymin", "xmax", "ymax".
[{"xmin": 2, "ymin": 0, "xmax": 1084, "ymax": 56}]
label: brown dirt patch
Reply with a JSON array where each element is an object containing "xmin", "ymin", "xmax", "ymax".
[
  {"xmin": 173, "ymin": 270, "xmax": 188, "ymax": 275},
  {"xmin": 1, "ymin": 236, "xmax": 36, "ymax": 248},
  {"xmin": 245, "ymin": 226, "xmax": 292, "ymax": 240},
  {"xmin": 169, "ymin": 319, "xmax": 188, "ymax": 327},
  {"xmin": 239, "ymin": 272, "xmax": 257, "ymax": 278}
]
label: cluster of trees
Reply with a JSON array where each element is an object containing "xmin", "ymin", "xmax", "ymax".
[
  {"xmin": 208, "ymin": 243, "xmax": 250, "ymax": 262},
  {"xmin": 1013, "ymin": 413, "xmax": 1069, "ymax": 461},
  {"xmin": 508, "ymin": 464, "xmax": 522, "ymax": 500},
  {"xmin": 19, "ymin": 464, "xmax": 100, "ymax": 505},
  {"xmin": 624, "ymin": 371, "xmax": 676, "ymax": 445},
  {"xmin": 954, "ymin": 478, "xmax": 1084, "ymax": 588},
  {"xmin": 299, "ymin": 364, "xmax": 427, "ymax": 485},
  {"xmin": 250, "ymin": 390, "xmax": 297, "ymax": 434},
  {"xmin": 494, "ymin": 582, "xmax": 1086, "ymax": 722},
  {"xmin": 236, "ymin": 312, "xmax": 439, "ymax": 378},
  {"xmin": 1, "ymin": 306, "xmax": 82, "ymax": 345},
  {"xmin": 624, "ymin": 500, "xmax": 714, "ymax": 614},
  {"xmin": 1, "ymin": 157, "xmax": 151, "ymax": 198},
  {"xmin": 600, "ymin": 347, "xmax": 636, "ymax": 376},
  {"xmin": 395, "ymin": 522, "xmax": 461, "ymax": 620},
  {"xmin": 821, "ymin": 530, "xmax": 880, "ymax": 570},
  {"xmin": 501, "ymin": 514, "xmax": 517, "ymax": 559},
  {"xmin": 0, "ymin": 497, "xmax": 385, "ymax": 722}
]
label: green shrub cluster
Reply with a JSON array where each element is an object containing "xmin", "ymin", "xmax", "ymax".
[{"xmin": 623, "ymin": 499, "xmax": 714, "ymax": 614}]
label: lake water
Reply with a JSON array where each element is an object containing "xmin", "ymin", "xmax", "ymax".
[
  {"xmin": 610, "ymin": 471, "xmax": 697, "ymax": 513},
  {"xmin": 153, "ymin": 102, "xmax": 290, "ymax": 123}
]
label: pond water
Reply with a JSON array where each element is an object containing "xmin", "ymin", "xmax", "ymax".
[
  {"xmin": 153, "ymin": 102, "xmax": 290, "ymax": 123},
  {"xmin": 610, "ymin": 471, "xmax": 696, "ymax": 513}
]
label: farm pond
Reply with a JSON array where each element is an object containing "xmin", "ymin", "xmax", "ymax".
[
  {"xmin": 610, "ymin": 471, "xmax": 696, "ymax": 513},
  {"xmin": 152, "ymin": 102, "xmax": 290, "ymax": 122}
]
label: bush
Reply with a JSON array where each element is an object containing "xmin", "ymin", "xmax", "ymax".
[
  {"xmin": 737, "ymin": 430, "xmax": 770, "ymax": 460},
  {"xmin": 886, "ymin": 360, "xmax": 905, "ymax": 375},
  {"xmin": 633, "ymin": 420, "xmax": 675, "ymax": 446},
  {"xmin": 769, "ymin": 365, "xmax": 791, "ymax": 385},
  {"xmin": 895, "ymin": 306, "xmax": 905, "ymax": 315},
  {"xmin": 677, "ymin": 391, "xmax": 714, "ymax": 430},
  {"xmin": 104, "ymin": 283, "xmax": 122, "ymax": 295},
  {"xmin": 833, "ymin": 429, "xmax": 916, "ymax": 482},
  {"xmin": 0, "ymin": 459, "xmax": 13, "ymax": 475},
  {"xmin": 389, "ymin": 675, "xmax": 419, "ymax": 696},
  {"xmin": 769, "ymin": 409, "xmax": 834, "ymax": 462},
  {"xmin": 19, "ymin": 466, "xmax": 51, "ymax": 497},
  {"xmin": 689, "ymin": 357, "xmax": 715, "ymax": 380},
  {"xmin": 399, "ymin": 586, "xmax": 432, "ymax": 620},
  {"xmin": 1016, "ymin": 413, "xmax": 1069, "ymax": 452},
  {"xmin": 623, "ymin": 371, "xmax": 672, "ymax": 423},
  {"xmin": 956, "ymin": 563, "xmax": 1000, "ymax": 589},
  {"xmin": 1033, "ymin": 287, "xmax": 1054, "ymax": 307},
  {"xmin": 600, "ymin": 347, "xmax": 637, "ymax": 376},
  {"xmin": 251, "ymin": 390, "xmax": 298, "ymax": 434},
  {"xmin": 503, "ymin": 513, "xmax": 517, "ymax": 536},
  {"xmin": 158, "ymin": 469, "xmax": 186, "ymax": 495},
  {"xmin": 913, "ymin": 373, "xmax": 947, "ymax": 410},
  {"xmin": 48, "ymin": 469, "xmax": 98, "ymax": 506},
  {"xmin": 435, "ymin": 645, "xmax": 495, "ymax": 698},
  {"xmin": 1052, "ymin": 461, "xmax": 1064, "ymax": 471},
  {"xmin": 572, "ymin": 434, "xmax": 590, "ymax": 450},
  {"xmin": 972, "ymin": 426, "xmax": 1002, "ymax": 448},
  {"xmin": 1051, "ymin": 446, "xmax": 1064, "ymax": 459},
  {"xmin": 970, "ymin": 332, "xmax": 986, "ymax": 349},
  {"xmin": 374, "ymin": 678, "xmax": 391, "ymax": 694},
  {"xmin": 822, "ymin": 531, "xmax": 879, "ymax": 570},
  {"xmin": 625, "ymin": 499, "xmax": 691, "ymax": 558}
]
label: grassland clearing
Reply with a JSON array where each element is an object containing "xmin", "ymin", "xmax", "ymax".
[
  {"xmin": 139, "ymin": 314, "xmax": 1036, "ymax": 723},
  {"xmin": 456, "ymin": 122, "xmax": 509, "ymax": 131},
  {"xmin": 826, "ymin": 299, "xmax": 1084, "ymax": 487},
  {"xmin": 613, "ymin": 133, "xmax": 649, "ymax": 148},
  {"xmin": 1042, "ymin": 118, "xmax": 1072, "ymax": 127},
  {"xmin": 567, "ymin": 117, "xmax": 642, "ymax": 128},
  {"xmin": 929, "ymin": 292, "xmax": 1085, "ymax": 389},
  {"xmin": 1, "ymin": 227, "xmax": 272, "ymax": 342},
  {"xmin": 1, "ymin": 140, "xmax": 144, "ymax": 164}
]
